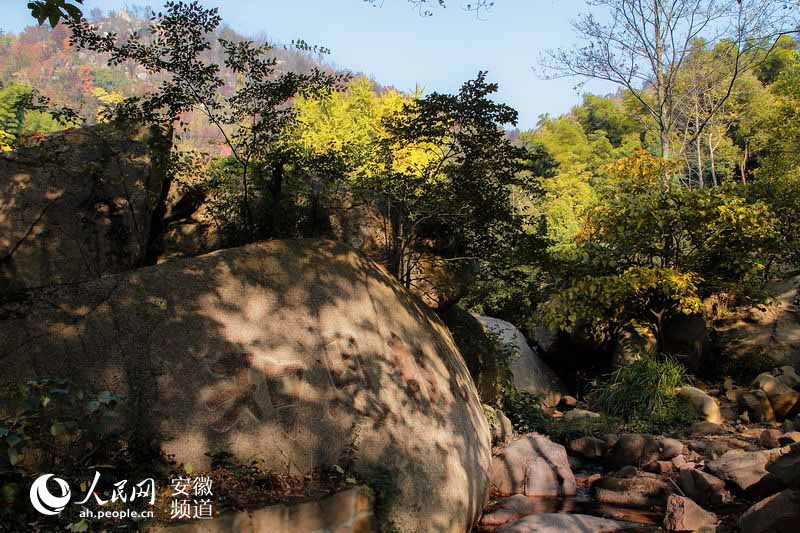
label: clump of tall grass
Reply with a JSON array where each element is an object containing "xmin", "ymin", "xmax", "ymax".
[{"xmin": 590, "ymin": 355, "xmax": 690, "ymax": 426}]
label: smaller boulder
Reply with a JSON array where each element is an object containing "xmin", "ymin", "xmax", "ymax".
[
  {"xmin": 767, "ymin": 444, "xmax": 800, "ymax": 488},
  {"xmin": 658, "ymin": 438, "xmax": 685, "ymax": 460},
  {"xmin": 678, "ymin": 468, "xmax": 732, "ymax": 506},
  {"xmin": 559, "ymin": 395, "xmax": 578, "ymax": 409},
  {"xmin": 567, "ymin": 436, "xmax": 607, "ymax": 459},
  {"xmin": 753, "ymin": 373, "xmax": 800, "ymax": 419},
  {"xmin": 776, "ymin": 366, "xmax": 800, "ymax": 389},
  {"xmin": 486, "ymin": 405, "xmax": 515, "ymax": 447},
  {"xmin": 489, "ymin": 433, "xmax": 577, "ymax": 497},
  {"xmin": 738, "ymin": 390, "xmax": 776, "ymax": 423},
  {"xmin": 609, "ymin": 434, "xmax": 660, "ymax": 468},
  {"xmin": 663, "ymin": 494, "xmax": 716, "ymax": 532},
  {"xmin": 678, "ymin": 386, "xmax": 723, "ymax": 424},
  {"xmin": 562, "ymin": 409, "xmax": 601, "ymax": 422},
  {"xmin": 759, "ymin": 429, "xmax": 783, "ymax": 449},
  {"xmin": 594, "ymin": 471, "xmax": 672, "ymax": 508},
  {"xmin": 739, "ymin": 489, "xmax": 800, "ymax": 533},
  {"xmin": 779, "ymin": 432, "xmax": 800, "ymax": 445}
]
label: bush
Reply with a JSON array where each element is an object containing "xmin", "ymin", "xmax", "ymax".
[{"xmin": 589, "ymin": 355, "xmax": 690, "ymax": 427}]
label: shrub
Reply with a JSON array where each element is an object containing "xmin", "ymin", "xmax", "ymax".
[{"xmin": 589, "ymin": 355, "xmax": 689, "ymax": 426}]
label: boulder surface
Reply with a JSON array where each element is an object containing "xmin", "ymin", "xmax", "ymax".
[{"xmin": 0, "ymin": 240, "xmax": 490, "ymax": 532}]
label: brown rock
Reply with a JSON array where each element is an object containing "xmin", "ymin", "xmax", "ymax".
[
  {"xmin": 0, "ymin": 124, "xmax": 171, "ymax": 292},
  {"xmin": 663, "ymin": 494, "xmax": 717, "ymax": 532},
  {"xmin": 560, "ymin": 395, "xmax": 578, "ymax": 409},
  {"xmin": 0, "ymin": 240, "xmax": 490, "ymax": 532},
  {"xmin": 753, "ymin": 372, "xmax": 800, "ymax": 419},
  {"xmin": 759, "ymin": 429, "xmax": 783, "ymax": 449},
  {"xmin": 767, "ymin": 444, "xmax": 800, "ymax": 488},
  {"xmin": 706, "ymin": 445, "xmax": 796, "ymax": 495},
  {"xmin": 659, "ymin": 438, "xmax": 685, "ymax": 460},
  {"xmin": 490, "ymin": 433, "xmax": 577, "ymax": 497},
  {"xmin": 692, "ymin": 422, "xmax": 727, "ymax": 436},
  {"xmin": 152, "ymin": 485, "xmax": 374, "ymax": 533},
  {"xmin": 776, "ymin": 366, "xmax": 800, "ymax": 389},
  {"xmin": 779, "ymin": 432, "xmax": 800, "ymax": 445},
  {"xmin": 678, "ymin": 468, "xmax": 732, "ymax": 506},
  {"xmin": 738, "ymin": 390, "xmax": 776, "ymax": 423},
  {"xmin": 594, "ymin": 472, "xmax": 672, "ymax": 508},
  {"xmin": 609, "ymin": 434, "xmax": 660, "ymax": 468},
  {"xmin": 739, "ymin": 489, "xmax": 800, "ymax": 533},
  {"xmin": 672, "ymin": 455, "xmax": 687, "ymax": 469},
  {"xmin": 568, "ymin": 436, "xmax": 606, "ymax": 459}
]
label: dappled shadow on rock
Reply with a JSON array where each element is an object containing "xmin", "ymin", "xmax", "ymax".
[{"xmin": 0, "ymin": 239, "xmax": 490, "ymax": 532}]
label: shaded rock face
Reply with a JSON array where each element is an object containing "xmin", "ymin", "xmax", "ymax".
[
  {"xmin": 440, "ymin": 306, "xmax": 510, "ymax": 404},
  {"xmin": 662, "ymin": 313, "xmax": 710, "ymax": 370},
  {"xmin": 0, "ymin": 124, "xmax": 172, "ymax": 293},
  {"xmin": 477, "ymin": 317, "xmax": 566, "ymax": 408},
  {"xmin": 0, "ymin": 240, "xmax": 490, "ymax": 533},
  {"xmin": 489, "ymin": 433, "xmax": 576, "ymax": 497},
  {"xmin": 151, "ymin": 485, "xmax": 375, "ymax": 533},
  {"xmin": 716, "ymin": 275, "xmax": 800, "ymax": 367},
  {"xmin": 739, "ymin": 489, "xmax": 800, "ymax": 533},
  {"xmin": 678, "ymin": 468, "xmax": 732, "ymax": 507}
]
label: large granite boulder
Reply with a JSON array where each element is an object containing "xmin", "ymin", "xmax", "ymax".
[
  {"xmin": 477, "ymin": 317, "xmax": 567, "ymax": 408},
  {"xmin": 0, "ymin": 240, "xmax": 490, "ymax": 532},
  {"xmin": 0, "ymin": 123, "xmax": 172, "ymax": 293}
]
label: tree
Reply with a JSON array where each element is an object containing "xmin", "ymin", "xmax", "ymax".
[
  {"xmin": 67, "ymin": 1, "xmax": 342, "ymax": 242},
  {"xmin": 27, "ymin": 0, "xmax": 83, "ymax": 27},
  {"xmin": 541, "ymin": 0, "xmax": 794, "ymax": 161},
  {"xmin": 370, "ymin": 72, "xmax": 535, "ymax": 299}
]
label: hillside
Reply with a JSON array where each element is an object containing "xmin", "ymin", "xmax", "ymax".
[{"xmin": 0, "ymin": 7, "xmax": 355, "ymax": 151}]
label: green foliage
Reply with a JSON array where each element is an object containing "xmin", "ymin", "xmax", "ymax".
[
  {"xmin": 0, "ymin": 82, "xmax": 62, "ymax": 149},
  {"xmin": 541, "ymin": 266, "xmax": 703, "ymax": 338},
  {"xmin": 589, "ymin": 356, "xmax": 696, "ymax": 431},
  {"xmin": 27, "ymin": 0, "xmax": 83, "ymax": 27},
  {"xmin": 0, "ymin": 379, "xmax": 123, "ymax": 523}
]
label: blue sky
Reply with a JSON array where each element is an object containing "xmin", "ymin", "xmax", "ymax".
[{"xmin": 0, "ymin": 0, "xmax": 618, "ymax": 130}]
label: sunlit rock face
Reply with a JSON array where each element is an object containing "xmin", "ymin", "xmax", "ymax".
[
  {"xmin": 478, "ymin": 316, "xmax": 567, "ymax": 408},
  {"xmin": 0, "ymin": 239, "xmax": 490, "ymax": 532},
  {"xmin": 0, "ymin": 123, "xmax": 172, "ymax": 292}
]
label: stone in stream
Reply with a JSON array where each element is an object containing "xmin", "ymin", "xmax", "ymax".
[
  {"xmin": 593, "ymin": 471, "xmax": 672, "ymax": 508},
  {"xmin": 663, "ymin": 494, "xmax": 717, "ymax": 532},
  {"xmin": 752, "ymin": 372, "xmax": 800, "ymax": 419},
  {"xmin": 561, "ymin": 408, "xmax": 602, "ymax": 422},
  {"xmin": 477, "ymin": 316, "xmax": 566, "ymax": 408},
  {"xmin": 489, "ymin": 433, "xmax": 577, "ymax": 497},
  {"xmin": 767, "ymin": 444, "xmax": 800, "ymax": 488},
  {"xmin": 0, "ymin": 240, "xmax": 490, "ymax": 533},
  {"xmin": 494, "ymin": 513, "xmax": 635, "ymax": 533},
  {"xmin": 739, "ymin": 489, "xmax": 800, "ymax": 533}
]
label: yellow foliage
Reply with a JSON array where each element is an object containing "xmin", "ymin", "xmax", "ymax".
[{"xmin": 92, "ymin": 87, "xmax": 126, "ymax": 122}]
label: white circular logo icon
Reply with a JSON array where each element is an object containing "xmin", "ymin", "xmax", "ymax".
[{"xmin": 30, "ymin": 474, "xmax": 71, "ymax": 515}]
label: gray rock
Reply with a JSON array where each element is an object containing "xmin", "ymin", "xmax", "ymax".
[
  {"xmin": 609, "ymin": 434, "xmax": 660, "ymax": 468},
  {"xmin": 678, "ymin": 468, "xmax": 732, "ymax": 506}
]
